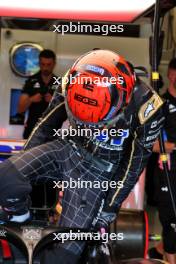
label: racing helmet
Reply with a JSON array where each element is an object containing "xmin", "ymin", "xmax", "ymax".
[{"xmin": 63, "ymin": 49, "xmax": 136, "ymax": 127}]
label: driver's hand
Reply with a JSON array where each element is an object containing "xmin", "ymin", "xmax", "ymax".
[{"xmin": 93, "ymin": 211, "xmax": 117, "ymax": 233}]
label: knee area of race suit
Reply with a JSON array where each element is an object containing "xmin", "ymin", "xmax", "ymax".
[
  {"xmin": 59, "ymin": 185, "xmax": 106, "ymax": 229},
  {"xmin": 162, "ymin": 223, "xmax": 176, "ymax": 254},
  {"xmin": 0, "ymin": 159, "xmax": 32, "ymax": 212}
]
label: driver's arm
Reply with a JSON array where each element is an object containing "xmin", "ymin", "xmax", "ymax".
[{"xmin": 104, "ymin": 96, "xmax": 164, "ymax": 213}]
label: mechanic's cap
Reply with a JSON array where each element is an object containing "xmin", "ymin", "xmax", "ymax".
[{"xmin": 64, "ymin": 49, "xmax": 136, "ymax": 126}]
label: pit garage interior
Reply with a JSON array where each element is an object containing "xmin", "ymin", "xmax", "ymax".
[{"xmin": 0, "ymin": 1, "xmax": 176, "ymax": 263}]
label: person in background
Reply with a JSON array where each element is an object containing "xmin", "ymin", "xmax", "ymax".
[
  {"xmin": 18, "ymin": 49, "xmax": 58, "ymax": 139},
  {"xmin": 153, "ymin": 58, "xmax": 176, "ymax": 264}
]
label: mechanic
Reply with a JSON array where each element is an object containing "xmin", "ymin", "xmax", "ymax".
[
  {"xmin": 153, "ymin": 58, "xmax": 176, "ymax": 264},
  {"xmin": 17, "ymin": 49, "xmax": 58, "ymax": 139},
  {"xmin": 0, "ymin": 50, "xmax": 164, "ymax": 263}
]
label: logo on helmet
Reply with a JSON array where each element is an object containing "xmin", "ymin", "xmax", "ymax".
[
  {"xmin": 85, "ymin": 65, "xmax": 105, "ymax": 75},
  {"xmin": 74, "ymin": 93, "xmax": 98, "ymax": 106}
]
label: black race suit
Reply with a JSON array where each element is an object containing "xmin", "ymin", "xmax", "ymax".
[
  {"xmin": 155, "ymin": 91, "xmax": 176, "ymax": 254},
  {"xmin": 0, "ymin": 79, "xmax": 164, "ymax": 263}
]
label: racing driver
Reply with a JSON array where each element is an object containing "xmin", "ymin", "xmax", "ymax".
[{"xmin": 0, "ymin": 50, "xmax": 164, "ymax": 263}]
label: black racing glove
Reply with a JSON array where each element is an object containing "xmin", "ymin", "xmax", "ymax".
[
  {"xmin": 92, "ymin": 198, "xmax": 120, "ymax": 233},
  {"xmin": 92, "ymin": 210, "xmax": 118, "ymax": 248},
  {"xmin": 94, "ymin": 211, "xmax": 116, "ymax": 232}
]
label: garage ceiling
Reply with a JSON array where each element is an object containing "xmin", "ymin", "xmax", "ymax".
[{"xmin": 0, "ymin": 0, "xmax": 156, "ymax": 22}]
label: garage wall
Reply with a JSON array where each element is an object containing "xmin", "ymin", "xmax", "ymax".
[
  {"xmin": 0, "ymin": 28, "xmax": 149, "ymax": 139},
  {"xmin": 0, "ymin": 28, "xmax": 57, "ymax": 138},
  {"xmin": 55, "ymin": 34, "xmax": 150, "ymax": 76}
]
